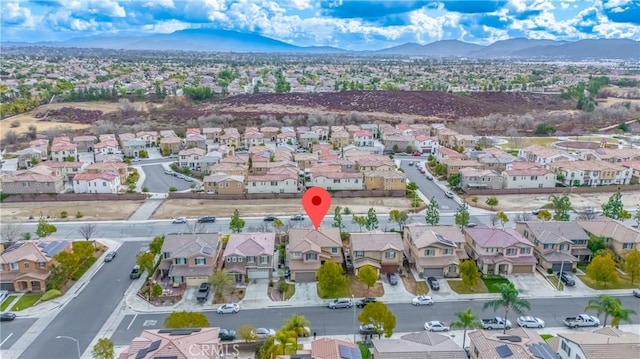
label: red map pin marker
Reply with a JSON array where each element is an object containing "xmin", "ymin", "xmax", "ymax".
[{"xmin": 302, "ymin": 187, "xmax": 332, "ymax": 231}]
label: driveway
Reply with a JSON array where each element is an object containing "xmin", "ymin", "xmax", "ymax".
[
  {"xmin": 289, "ymin": 282, "xmax": 325, "ymax": 306},
  {"xmin": 380, "ymin": 276, "xmax": 414, "ymax": 303},
  {"xmin": 239, "ymin": 279, "xmax": 269, "ymax": 309},
  {"xmin": 506, "ymin": 273, "xmax": 558, "ymax": 297}
]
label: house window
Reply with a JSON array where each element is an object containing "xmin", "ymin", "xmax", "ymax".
[
  {"xmin": 355, "ymin": 251, "xmax": 364, "ymax": 258},
  {"xmin": 442, "ymin": 248, "xmax": 453, "ymax": 255},
  {"xmin": 293, "ymin": 252, "xmax": 301, "ymax": 258},
  {"xmin": 520, "ymin": 248, "xmax": 531, "ymax": 254},
  {"xmin": 103, "ymin": 182, "xmax": 107, "ymax": 186},
  {"xmin": 560, "ymin": 341, "xmax": 571, "ymax": 356},
  {"xmin": 543, "ymin": 244, "xmax": 554, "ymax": 250},
  {"xmin": 260, "ymin": 256, "xmax": 269, "ymax": 264},
  {"xmin": 24, "ymin": 263, "xmax": 30, "ymax": 269},
  {"xmin": 174, "ymin": 258, "xmax": 187, "ymax": 265},
  {"xmin": 331, "ymin": 247, "xmax": 338, "ymax": 254},
  {"xmin": 39, "ymin": 262, "xmax": 46, "ymax": 269},
  {"xmin": 385, "ymin": 251, "xmax": 396, "ymax": 259},
  {"xmin": 247, "ymin": 256, "xmax": 255, "ymax": 263},
  {"xmin": 506, "ymin": 248, "xmax": 517, "ymax": 255},
  {"xmin": 232, "ymin": 257, "xmax": 238, "ymax": 262},
  {"xmin": 194, "ymin": 257, "xmax": 207, "ymax": 266},
  {"xmin": 572, "ymin": 240, "xmax": 587, "ymax": 245},
  {"xmin": 163, "ymin": 252, "xmax": 171, "ymax": 259},
  {"xmin": 559, "ymin": 244, "xmax": 570, "ymax": 251},
  {"xmin": 10, "ymin": 263, "xmax": 18, "ymax": 271},
  {"xmin": 623, "ymin": 243, "xmax": 634, "ymax": 250},
  {"xmin": 424, "ymin": 249, "xmax": 435, "ymax": 256},
  {"xmin": 305, "ymin": 253, "xmax": 318, "ymax": 261}
]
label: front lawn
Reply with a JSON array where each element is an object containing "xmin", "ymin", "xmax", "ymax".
[
  {"xmin": 358, "ymin": 342, "xmax": 372, "ymax": 359},
  {"xmin": 0, "ymin": 295, "xmax": 17, "ymax": 311},
  {"xmin": 578, "ymin": 273, "xmax": 639, "ymax": 290},
  {"xmin": 11, "ymin": 293, "xmax": 42, "ymax": 311},
  {"xmin": 447, "ymin": 280, "xmax": 489, "ymax": 294},
  {"xmin": 350, "ymin": 276, "xmax": 384, "ymax": 298},
  {"xmin": 540, "ymin": 334, "xmax": 554, "ymax": 340},
  {"xmin": 402, "ymin": 275, "xmax": 429, "ymax": 295},
  {"xmin": 318, "ymin": 283, "xmax": 352, "ymax": 299},
  {"xmin": 547, "ymin": 276, "xmax": 564, "ymax": 291},
  {"xmin": 482, "ymin": 276, "xmax": 511, "ymax": 293}
]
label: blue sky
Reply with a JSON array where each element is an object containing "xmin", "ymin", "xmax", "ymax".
[{"xmin": 1, "ymin": 0, "xmax": 639, "ymax": 49}]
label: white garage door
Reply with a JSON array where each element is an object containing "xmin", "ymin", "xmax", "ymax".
[
  {"xmin": 248, "ymin": 268, "xmax": 271, "ymax": 279},
  {"xmin": 186, "ymin": 276, "xmax": 208, "ymax": 287}
]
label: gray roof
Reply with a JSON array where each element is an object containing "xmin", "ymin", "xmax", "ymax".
[
  {"xmin": 161, "ymin": 234, "xmax": 218, "ymax": 258},
  {"xmin": 523, "ymin": 221, "xmax": 589, "ymax": 244},
  {"xmin": 372, "ymin": 331, "xmax": 465, "ymax": 358}
]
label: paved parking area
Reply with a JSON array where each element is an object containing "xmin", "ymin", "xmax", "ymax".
[
  {"xmin": 289, "ymin": 282, "xmax": 325, "ymax": 306},
  {"xmin": 239, "ymin": 280, "xmax": 270, "ymax": 309},
  {"xmin": 506, "ymin": 273, "xmax": 559, "ymax": 297},
  {"xmin": 380, "ymin": 276, "xmax": 414, "ymax": 303}
]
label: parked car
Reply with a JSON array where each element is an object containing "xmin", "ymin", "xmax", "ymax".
[
  {"xmin": 387, "ymin": 273, "xmax": 399, "ymax": 285},
  {"xmin": 197, "ymin": 216, "xmax": 216, "ymax": 223},
  {"xmin": 359, "ymin": 324, "xmax": 380, "ymax": 335},
  {"xmin": 291, "ymin": 214, "xmax": 305, "ymax": 221},
  {"xmin": 218, "ymin": 329, "xmax": 236, "ymax": 341},
  {"xmin": 633, "ymin": 288, "xmax": 640, "ymax": 298},
  {"xmin": 466, "ymin": 223, "xmax": 479, "ymax": 228},
  {"xmin": 557, "ymin": 272, "xmax": 576, "ymax": 286},
  {"xmin": 408, "ymin": 161, "xmax": 415, "ymax": 166},
  {"xmin": 0, "ymin": 313, "xmax": 16, "ymax": 322},
  {"xmin": 328, "ymin": 298, "xmax": 352, "ymax": 309},
  {"xmin": 263, "ymin": 215, "xmax": 277, "ymax": 222},
  {"xmin": 172, "ymin": 217, "xmax": 187, "ymax": 224},
  {"xmin": 0, "ymin": 290, "xmax": 8, "ymax": 303},
  {"xmin": 517, "ymin": 316, "xmax": 545, "ymax": 328},
  {"xmin": 254, "ymin": 328, "xmax": 276, "ymax": 339},
  {"xmin": 425, "ymin": 173, "xmax": 434, "ymax": 180},
  {"xmin": 411, "ymin": 295, "xmax": 433, "ymax": 306},
  {"xmin": 104, "ymin": 251, "xmax": 117, "ymax": 262},
  {"xmin": 129, "ymin": 265, "xmax": 141, "ymax": 279},
  {"xmin": 164, "ymin": 170, "xmax": 173, "ymax": 175},
  {"xmin": 427, "ymin": 277, "xmax": 440, "ymax": 291},
  {"xmin": 197, "ymin": 283, "xmax": 210, "ymax": 303},
  {"xmin": 564, "ymin": 314, "xmax": 599, "ymax": 328},
  {"xmin": 216, "ymin": 303, "xmax": 240, "ymax": 314},
  {"xmin": 412, "ymin": 151, "xmax": 422, "ymax": 156},
  {"xmin": 444, "ymin": 191, "xmax": 455, "ymax": 199},
  {"xmin": 298, "ymin": 327, "xmax": 311, "ymax": 337},
  {"xmin": 356, "ymin": 297, "xmax": 377, "ymax": 308},
  {"xmin": 418, "ymin": 167, "xmax": 425, "ymax": 174},
  {"xmin": 424, "ymin": 321, "xmax": 450, "ymax": 332},
  {"xmin": 482, "ymin": 317, "xmax": 512, "ymax": 330}
]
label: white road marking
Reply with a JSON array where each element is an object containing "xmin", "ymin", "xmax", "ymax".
[
  {"xmin": 1, "ymin": 332, "xmax": 14, "ymax": 347},
  {"xmin": 126, "ymin": 314, "xmax": 137, "ymax": 330}
]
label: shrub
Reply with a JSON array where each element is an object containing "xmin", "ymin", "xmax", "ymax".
[
  {"xmin": 41, "ymin": 289, "xmax": 62, "ymax": 301},
  {"xmin": 75, "ymin": 211, "xmax": 83, "ymax": 218},
  {"xmin": 10, "ymin": 121, "xmax": 20, "ymax": 128},
  {"xmin": 60, "ymin": 211, "xmax": 68, "ymax": 218},
  {"xmin": 142, "ymin": 186, "xmax": 149, "ymax": 193},
  {"xmin": 169, "ymin": 186, "xmax": 177, "ymax": 192},
  {"xmin": 547, "ymin": 268, "xmax": 553, "ymax": 274},
  {"xmin": 71, "ymin": 257, "xmax": 97, "ymax": 281}
]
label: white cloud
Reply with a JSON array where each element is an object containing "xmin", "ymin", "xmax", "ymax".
[
  {"xmin": 286, "ymin": 0, "xmax": 313, "ymax": 10},
  {"xmin": 602, "ymin": 0, "xmax": 632, "ymax": 9},
  {"xmin": 58, "ymin": 0, "xmax": 127, "ymax": 17},
  {"xmin": 2, "ymin": 2, "xmax": 35, "ymax": 27},
  {"xmin": 142, "ymin": 19, "xmax": 191, "ymax": 33}
]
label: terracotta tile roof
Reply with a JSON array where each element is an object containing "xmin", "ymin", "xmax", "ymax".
[
  {"xmin": 160, "ymin": 136, "xmax": 183, "ymax": 144},
  {"xmin": 465, "ymin": 226, "xmax": 534, "ymax": 248},
  {"xmin": 203, "ymin": 172, "xmax": 244, "ymax": 183},
  {"xmin": 372, "ymin": 331, "xmax": 465, "ymax": 357},
  {"xmin": 0, "ymin": 239, "xmax": 70, "ymax": 264},
  {"xmin": 437, "ymin": 147, "xmax": 465, "ymax": 158},
  {"xmin": 160, "ymin": 234, "xmax": 218, "ymax": 258},
  {"xmin": 311, "ymin": 338, "xmax": 359, "ymax": 359},
  {"xmin": 404, "ymin": 224, "xmax": 465, "ymax": 249},
  {"xmin": 577, "ymin": 218, "xmax": 640, "ymax": 244},
  {"xmin": 469, "ymin": 328, "xmax": 547, "ymax": 359},
  {"xmin": 223, "ymin": 233, "xmax": 275, "ymax": 257},
  {"xmin": 94, "ymin": 139, "xmax": 119, "ymax": 148},
  {"xmin": 351, "ymin": 231, "xmax": 403, "ymax": 252},
  {"xmin": 178, "ymin": 148, "xmax": 206, "ymax": 156},
  {"xmin": 288, "ymin": 228, "xmax": 341, "ymax": 249},
  {"xmin": 118, "ymin": 327, "xmax": 221, "ymax": 359},
  {"xmin": 72, "ymin": 135, "xmax": 97, "ymax": 142},
  {"xmin": 73, "ymin": 172, "xmax": 118, "ymax": 182},
  {"xmin": 521, "ymin": 221, "xmax": 589, "ymax": 244}
]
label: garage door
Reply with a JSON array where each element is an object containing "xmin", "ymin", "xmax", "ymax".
[
  {"xmin": 248, "ymin": 268, "xmax": 271, "ymax": 279},
  {"xmin": 294, "ymin": 271, "xmax": 316, "ymax": 282},
  {"xmin": 423, "ymin": 268, "xmax": 444, "ymax": 277},
  {"xmin": 380, "ymin": 265, "xmax": 399, "ymax": 275},
  {"xmin": 551, "ymin": 263, "xmax": 564, "ymax": 272},
  {"xmin": 512, "ymin": 265, "xmax": 533, "ymax": 274},
  {"xmin": 186, "ymin": 276, "xmax": 208, "ymax": 287},
  {"xmin": 0, "ymin": 282, "xmax": 14, "ymax": 291}
]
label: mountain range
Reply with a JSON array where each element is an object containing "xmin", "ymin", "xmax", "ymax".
[{"xmin": 3, "ymin": 28, "xmax": 639, "ymax": 60}]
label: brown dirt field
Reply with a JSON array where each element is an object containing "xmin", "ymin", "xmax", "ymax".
[
  {"xmin": 0, "ymin": 200, "xmax": 145, "ymax": 221},
  {"xmin": 350, "ymin": 277, "xmax": 384, "ymax": 298},
  {"xmin": 465, "ymin": 191, "xmax": 640, "ymax": 212},
  {"xmin": 150, "ymin": 198, "xmax": 412, "ymax": 219}
]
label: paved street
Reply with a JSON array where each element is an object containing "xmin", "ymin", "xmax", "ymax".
[
  {"xmin": 19, "ymin": 241, "xmax": 147, "ymax": 359},
  {"xmin": 110, "ymin": 296, "xmax": 639, "ymax": 345},
  {"xmin": 0, "ymin": 319, "xmax": 37, "ymax": 350},
  {"xmin": 398, "ymin": 158, "xmax": 460, "ymax": 213},
  {"xmin": 141, "ymin": 164, "xmax": 193, "ymax": 193}
]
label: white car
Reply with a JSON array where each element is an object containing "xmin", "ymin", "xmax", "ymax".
[
  {"xmin": 216, "ymin": 303, "xmax": 240, "ymax": 314},
  {"xmin": 172, "ymin": 217, "xmax": 187, "ymax": 224},
  {"xmin": 633, "ymin": 288, "xmax": 640, "ymax": 298},
  {"xmin": 424, "ymin": 321, "xmax": 450, "ymax": 332},
  {"xmin": 517, "ymin": 316, "xmax": 545, "ymax": 328},
  {"xmin": 444, "ymin": 191, "xmax": 455, "ymax": 199},
  {"xmin": 253, "ymin": 328, "xmax": 276, "ymax": 339},
  {"xmin": 411, "ymin": 295, "xmax": 433, "ymax": 306}
]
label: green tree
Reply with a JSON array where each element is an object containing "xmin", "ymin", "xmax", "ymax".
[
  {"xmin": 624, "ymin": 250, "xmax": 640, "ymax": 284},
  {"xmin": 317, "ymin": 260, "xmax": 349, "ymax": 298},
  {"xmin": 136, "ymin": 252, "xmax": 155, "ymax": 277},
  {"xmin": 273, "ymin": 218, "xmax": 284, "ymax": 234},
  {"xmin": 209, "ymin": 270, "xmax": 234, "ymax": 299},
  {"xmin": 357, "ymin": 302, "xmax": 396, "ymax": 338},
  {"xmin": 587, "ymin": 235, "xmax": 606, "ymax": 255},
  {"xmin": 634, "ymin": 206, "xmax": 640, "ymax": 227},
  {"xmin": 459, "ymin": 260, "xmax": 480, "ymax": 287},
  {"xmin": 332, "ymin": 206, "xmax": 344, "ymax": 233},
  {"xmin": 284, "ymin": 314, "xmax": 311, "ymax": 338},
  {"xmin": 352, "ymin": 215, "xmax": 367, "ymax": 232},
  {"xmin": 229, "ymin": 209, "xmax": 245, "ymax": 233},
  {"xmin": 536, "ymin": 209, "xmax": 552, "ymax": 221},
  {"xmin": 164, "ymin": 311, "xmax": 210, "ymax": 328},
  {"xmin": 450, "ymin": 308, "xmax": 481, "ymax": 348},
  {"xmin": 72, "ymin": 241, "xmax": 94, "ymax": 263},
  {"xmin": 388, "ymin": 209, "xmax": 407, "ymax": 231},
  {"xmin": 53, "ymin": 251, "xmax": 80, "ymax": 280},
  {"xmin": 496, "ymin": 211, "xmax": 509, "ymax": 227},
  {"xmin": 610, "ymin": 301, "xmax": 636, "ymax": 328},
  {"xmin": 91, "ymin": 338, "xmax": 115, "ymax": 359},
  {"xmin": 548, "ymin": 194, "xmax": 572, "ymax": 221},
  {"xmin": 483, "ymin": 283, "xmax": 531, "ymax": 334},
  {"xmin": 425, "ymin": 197, "xmax": 440, "ymax": 226},
  {"xmin": 267, "ymin": 329, "xmax": 297, "ymax": 357},
  {"xmin": 357, "ymin": 265, "xmax": 379, "ymax": 291},
  {"xmin": 237, "ymin": 324, "xmax": 257, "ymax": 342},
  {"xmin": 454, "ymin": 203, "xmax": 470, "ymax": 228},
  {"xmin": 585, "ymin": 294, "xmax": 620, "ymax": 327},
  {"xmin": 485, "ymin": 196, "xmax": 499, "ymax": 209},
  {"xmin": 151, "ymin": 283, "xmax": 163, "ymax": 299},
  {"xmin": 149, "ymin": 235, "xmax": 165, "ymax": 255},
  {"xmin": 365, "ymin": 208, "xmax": 378, "ymax": 231},
  {"xmin": 602, "ymin": 191, "xmax": 627, "ymax": 220},
  {"xmin": 36, "ymin": 215, "xmax": 57, "ymax": 238},
  {"xmin": 586, "ymin": 252, "xmax": 618, "ymax": 287},
  {"xmin": 406, "ymin": 182, "xmax": 419, "ymax": 193}
]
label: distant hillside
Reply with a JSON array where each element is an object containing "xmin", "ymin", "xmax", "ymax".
[
  {"xmin": 376, "ymin": 40, "xmax": 482, "ymax": 57},
  {"xmin": 511, "ymin": 39, "xmax": 640, "ymax": 59}
]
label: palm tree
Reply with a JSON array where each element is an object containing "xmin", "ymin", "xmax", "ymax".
[
  {"xmin": 450, "ymin": 308, "xmax": 481, "ymax": 349},
  {"xmin": 284, "ymin": 314, "xmax": 311, "ymax": 341},
  {"xmin": 610, "ymin": 302, "xmax": 636, "ymax": 328},
  {"xmin": 483, "ymin": 283, "xmax": 531, "ymax": 334},
  {"xmin": 585, "ymin": 294, "xmax": 619, "ymax": 327},
  {"xmin": 267, "ymin": 329, "xmax": 297, "ymax": 358},
  {"xmin": 548, "ymin": 194, "xmax": 572, "ymax": 221}
]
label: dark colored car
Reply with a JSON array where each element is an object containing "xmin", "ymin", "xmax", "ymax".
[
  {"xmin": 197, "ymin": 216, "xmax": 216, "ymax": 223},
  {"xmin": 291, "ymin": 214, "xmax": 305, "ymax": 221},
  {"xmin": 218, "ymin": 329, "xmax": 236, "ymax": 341},
  {"xmin": 359, "ymin": 324, "xmax": 379, "ymax": 335},
  {"xmin": 387, "ymin": 273, "xmax": 399, "ymax": 285},
  {"xmin": 356, "ymin": 297, "xmax": 377, "ymax": 308},
  {"xmin": 130, "ymin": 265, "xmax": 141, "ymax": 279},
  {"xmin": 427, "ymin": 276, "xmax": 440, "ymax": 290},
  {"xmin": 0, "ymin": 313, "xmax": 16, "ymax": 321},
  {"xmin": 557, "ymin": 272, "xmax": 576, "ymax": 286},
  {"xmin": 104, "ymin": 251, "xmax": 117, "ymax": 262},
  {"xmin": 264, "ymin": 215, "xmax": 277, "ymax": 222}
]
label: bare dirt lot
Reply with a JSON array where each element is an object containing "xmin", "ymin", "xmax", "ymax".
[
  {"xmin": 0, "ymin": 200, "xmax": 145, "ymax": 222},
  {"xmin": 151, "ymin": 197, "xmax": 413, "ymax": 219},
  {"xmin": 466, "ymin": 191, "xmax": 640, "ymax": 212}
]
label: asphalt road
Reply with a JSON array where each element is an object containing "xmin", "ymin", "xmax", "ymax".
[
  {"xmin": 398, "ymin": 159, "xmax": 460, "ymax": 213},
  {"xmin": 111, "ymin": 296, "xmax": 639, "ymax": 345},
  {"xmin": 19, "ymin": 241, "xmax": 148, "ymax": 359},
  {"xmin": 0, "ymin": 318, "xmax": 37, "ymax": 350},
  {"xmin": 141, "ymin": 164, "xmax": 193, "ymax": 193}
]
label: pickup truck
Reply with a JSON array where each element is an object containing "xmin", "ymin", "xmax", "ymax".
[
  {"xmin": 197, "ymin": 283, "xmax": 211, "ymax": 303},
  {"xmin": 563, "ymin": 314, "xmax": 600, "ymax": 328},
  {"xmin": 481, "ymin": 317, "xmax": 512, "ymax": 330}
]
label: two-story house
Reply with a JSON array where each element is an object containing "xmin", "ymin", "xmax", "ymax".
[
  {"xmin": 0, "ymin": 166, "xmax": 65, "ymax": 194},
  {"xmin": 363, "ymin": 171, "xmax": 407, "ymax": 191},
  {"xmin": 246, "ymin": 172, "xmax": 298, "ymax": 194},
  {"xmin": 260, "ymin": 127, "xmax": 279, "ymax": 142},
  {"xmin": 518, "ymin": 145, "xmax": 576, "ymax": 167},
  {"xmin": 203, "ymin": 172, "xmax": 245, "ymax": 194},
  {"xmin": 117, "ymin": 327, "xmax": 222, "ymax": 359},
  {"xmin": 122, "ymin": 138, "xmax": 147, "ymax": 158},
  {"xmin": 414, "ymin": 134, "xmax": 439, "ymax": 155},
  {"xmin": 557, "ymin": 328, "xmax": 640, "ymax": 359},
  {"xmin": 403, "ymin": 224, "xmax": 468, "ymax": 278},
  {"xmin": 72, "ymin": 135, "xmax": 97, "ymax": 152},
  {"xmin": 220, "ymin": 129, "xmax": 241, "ymax": 147},
  {"xmin": 330, "ymin": 130, "xmax": 350, "ymax": 148},
  {"xmin": 435, "ymin": 146, "xmax": 465, "ymax": 163},
  {"xmin": 459, "ymin": 168, "xmax": 504, "ymax": 191},
  {"xmin": 464, "ymin": 226, "xmax": 537, "ymax": 275},
  {"xmin": 86, "ymin": 162, "xmax": 128, "ymax": 183},
  {"xmin": 243, "ymin": 131, "xmax": 265, "ymax": 148},
  {"xmin": 223, "ymin": 233, "xmax": 275, "ymax": 282},
  {"xmin": 308, "ymin": 171, "xmax": 364, "ymax": 190},
  {"xmin": 185, "ymin": 133, "xmax": 207, "ymax": 150},
  {"xmin": 157, "ymin": 234, "xmax": 218, "ymax": 287},
  {"xmin": 50, "ymin": 137, "xmax": 78, "ymax": 162},
  {"xmin": 178, "ymin": 148, "xmax": 206, "ymax": 170},
  {"xmin": 135, "ymin": 131, "xmax": 159, "ymax": 147},
  {"xmin": 350, "ymin": 231, "xmax": 403, "ymax": 275},
  {"xmin": 516, "ymin": 221, "xmax": 590, "ymax": 272},
  {"xmin": 287, "ymin": 228, "xmax": 343, "ymax": 282},
  {"xmin": 353, "ymin": 130, "xmax": 374, "ymax": 147},
  {"xmin": 469, "ymin": 328, "xmax": 557, "ymax": 359},
  {"xmin": 203, "ymin": 127, "xmax": 223, "ymax": 143},
  {"xmin": 577, "ymin": 218, "xmax": 640, "ymax": 261},
  {"xmin": 549, "ymin": 160, "xmax": 632, "ymax": 186},
  {"xmin": 503, "ymin": 161, "xmax": 556, "ymax": 189},
  {"xmin": 93, "ymin": 138, "xmax": 120, "ymax": 156},
  {"xmin": 73, "ymin": 172, "xmax": 122, "ymax": 194},
  {"xmin": 160, "ymin": 136, "xmax": 183, "ymax": 155},
  {"xmin": 277, "ymin": 131, "xmax": 297, "ymax": 147}
]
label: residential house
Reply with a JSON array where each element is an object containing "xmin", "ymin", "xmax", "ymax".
[
  {"xmin": 93, "ymin": 139, "xmax": 120, "ymax": 156},
  {"xmin": 464, "ymin": 226, "xmax": 537, "ymax": 275},
  {"xmin": 72, "ymin": 135, "xmax": 97, "ymax": 152},
  {"xmin": 260, "ymin": 127, "xmax": 279, "ymax": 142},
  {"xmin": 39, "ymin": 161, "xmax": 88, "ymax": 182},
  {"xmin": 577, "ymin": 218, "xmax": 640, "ymax": 261},
  {"xmin": 503, "ymin": 162, "xmax": 556, "ymax": 189},
  {"xmin": 435, "ymin": 128, "xmax": 459, "ymax": 148},
  {"xmin": 178, "ymin": 148, "xmax": 206, "ymax": 170},
  {"xmin": 557, "ymin": 328, "xmax": 640, "ymax": 359},
  {"xmin": 294, "ymin": 153, "xmax": 319, "ymax": 169},
  {"xmin": 209, "ymin": 162, "xmax": 248, "ymax": 177},
  {"xmin": 29, "ymin": 139, "xmax": 49, "ymax": 158},
  {"xmin": 459, "ymin": 168, "xmax": 504, "ymax": 191},
  {"xmin": 185, "ymin": 133, "xmax": 207, "ymax": 150},
  {"xmin": 122, "ymin": 138, "xmax": 146, "ymax": 158},
  {"xmin": 157, "ymin": 234, "xmax": 218, "ymax": 286},
  {"xmin": 117, "ymin": 327, "xmax": 221, "ymax": 359},
  {"xmin": 384, "ymin": 134, "xmax": 413, "ymax": 153},
  {"xmin": 414, "ymin": 134, "xmax": 439, "ymax": 154},
  {"xmin": 73, "ymin": 172, "xmax": 121, "ymax": 194},
  {"xmin": 159, "ymin": 130, "xmax": 177, "ymax": 138},
  {"xmin": 247, "ymin": 171, "xmax": 299, "ymax": 194},
  {"xmin": 86, "ymin": 162, "xmax": 128, "ymax": 183},
  {"xmin": 435, "ymin": 146, "xmax": 465, "ymax": 163},
  {"xmin": 199, "ymin": 152, "xmax": 222, "ymax": 174},
  {"xmin": 308, "ymin": 171, "xmax": 364, "ymax": 190},
  {"xmin": 276, "ymin": 338, "xmax": 359, "ymax": 359},
  {"xmin": 350, "ymin": 231, "xmax": 403, "ymax": 275},
  {"xmin": 516, "ymin": 221, "xmax": 590, "ymax": 272},
  {"xmin": 223, "ymin": 233, "xmax": 275, "ymax": 281},
  {"xmin": 277, "ymin": 131, "xmax": 297, "ymax": 147},
  {"xmin": 94, "ymin": 153, "xmax": 124, "ymax": 163},
  {"xmin": 446, "ymin": 159, "xmax": 485, "ymax": 175},
  {"xmin": 403, "ymin": 224, "xmax": 468, "ymax": 278},
  {"xmin": 581, "ymin": 148, "xmax": 640, "ymax": 163},
  {"xmin": 622, "ymin": 161, "xmax": 640, "ymax": 184},
  {"xmin": 99, "ymin": 134, "xmax": 117, "ymax": 142},
  {"xmin": 549, "ymin": 160, "xmax": 632, "ymax": 186},
  {"xmin": 135, "ymin": 131, "xmax": 159, "ymax": 147},
  {"xmin": 298, "ymin": 131, "xmax": 320, "ymax": 149},
  {"xmin": 287, "ymin": 228, "xmax": 342, "ymax": 282},
  {"xmin": 160, "ymin": 136, "xmax": 183, "ymax": 155},
  {"xmin": 203, "ymin": 172, "xmax": 245, "ymax": 194},
  {"xmin": 1, "ymin": 166, "xmax": 65, "ymax": 194},
  {"xmin": 16, "ymin": 147, "xmax": 45, "ymax": 169},
  {"xmin": 312, "ymin": 126, "xmax": 329, "ymax": 141},
  {"xmin": 473, "ymin": 149, "xmax": 517, "ymax": 172},
  {"xmin": 353, "ymin": 130, "xmax": 374, "ymax": 147},
  {"xmin": 312, "ymin": 143, "xmax": 338, "ymax": 161},
  {"xmin": 0, "ymin": 239, "xmax": 72, "ymax": 292},
  {"xmin": 468, "ymin": 328, "xmax": 557, "ymax": 359},
  {"xmin": 518, "ymin": 145, "xmax": 576, "ymax": 167},
  {"xmin": 202, "ymin": 127, "xmax": 223, "ymax": 142},
  {"xmin": 363, "ymin": 170, "xmax": 407, "ymax": 191},
  {"xmin": 186, "ymin": 128, "xmax": 201, "ymax": 136},
  {"xmin": 355, "ymin": 157, "xmax": 396, "ymax": 172},
  {"xmin": 220, "ymin": 129, "xmax": 241, "ymax": 147},
  {"xmin": 50, "ymin": 137, "xmax": 78, "ymax": 162},
  {"xmin": 372, "ymin": 331, "xmax": 467, "ymax": 359},
  {"xmin": 330, "ymin": 130, "xmax": 350, "ymax": 148}
]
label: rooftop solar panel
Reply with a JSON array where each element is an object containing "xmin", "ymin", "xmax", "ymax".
[
  {"xmin": 135, "ymin": 348, "xmax": 148, "ymax": 359},
  {"xmin": 147, "ymin": 340, "xmax": 161, "ymax": 352},
  {"xmin": 434, "ymin": 233, "xmax": 455, "ymax": 247},
  {"xmin": 528, "ymin": 343, "xmax": 558, "ymax": 359},
  {"xmin": 496, "ymin": 345, "xmax": 513, "ymax": 358},
  {"xmin": 202, "ymin": 247, "xmax": 214, "ymax": 255}
]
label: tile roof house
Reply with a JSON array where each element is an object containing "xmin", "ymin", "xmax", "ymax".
[
  {"xmin": 178, "ymin": 148, "xmax": 206, "ymax": 170},
  {"xmin": 72, "ymin": 172, "xmax": 121, "ymax": 193},
  {"xmin": 516, "ymin": 221, "xmax": 591, "ymax": 271},
  {"xmin": 460, "ymin": 168, "xmax": 504, "ymax": 191},
  {"xmin": 468, "ymin": 327, "xmax": 557, "ymax": 359},
  {"xmin": 350, "ymin": 231, "xmax": 403, "ymax": 275},
  {"xmin": 157, "ymin": 234, "xmax": 218, "ymax": 287},
  {"xmin": 287, "ymin": 228, "xmax": 343, "ymax": 282},
  {"xmin": 72, "ymin": 135, "xmax": 97, "ymax": 152},
  {"xmin": 557, "ymin": 327, "xmax": 640, "ymax": 359},
  {"xmin": 160, "ymin": 136, "xmax": 183, "ymax": 154},
  {"xmin": 86, "ymin": 162, "xmax": 128, "ymax": 183},
  {"xmin": 223, "ymin": 232, "xmax": 275, "ymax": 282},
  {"xmin": 246, "ymin": 171, "xmax": 299, "ymax": 194},
  {"xmin": 464, "ymin": 226, "xmax": 537, "ymax": 275},
  {"xmin": 517, "ymin": 145, "xmax": 576, "ymax": 167},
  {"xmin": 363, "ymin": 170, "xmax": 407, "ymax": 191},
  {"xmin": 50, "ymin": 137, "xmax": 78, "ymax": 162},
  {"xmin": 1, "ymin": 166, "xmax": 65, "ymax": 194},
  {"xmin": 203, "ymin": 172, "xmax": 245, "ymax": 194},
  {"xmin": 118, "ymin": 328, "xmax": 221, "ymax": 359},
  {"xmin": 576, "ymin": 218, "xmax": 640, "ymax": 261},
  {"xmin": 549, "ymin": 160, "xmax": 632, "ymax": 186},
  {"xmin": 502, "ymin": 161, "xmax": 556, "ymax": 189},
  {"xmin": 403, "ymin": 224, "xmax": 469, "ymax": 278},
  {"xmin": 372, "ymin": 330, "xmax": 467, "ymax": 359}
]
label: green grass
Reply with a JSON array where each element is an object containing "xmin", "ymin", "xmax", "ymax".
[
  {"xmin": 578, "ymin": 273, "xmax": 639, "ymax": 290},
  {"xmin": 540, "ymin": 334, "xmax": 554, "ymax": 340},
  {"xmin": 0, "ymin": 295, "xmax": 17, "ymax": 311},
  {"xmin": 497, "ymin": 137, "xmax": 558, "ymax": 150},
  {"xmin": 414, "ymin": 281, "xmax": 429, "ymax": 295},
  {"xmin": 547, "ymin": 276, "xmax": 564, "ymax": 291},
  {"xmin": 11, "ymin": 293, "xmax": 42, "ymax": 311},
  {"xmin": 280, "ymin": 282, "xmax": 295, "ymax": 300},
  {"xmin": 482, "ymin": 276, "xmax": 511, "ymax": 293},
  {"xmin": 41, "ymin": 289, "xmax": 62, "ymax": 301},
  {"xmin": 447, "ymin": 280, "xmax": 489, "ymax": 294},
  {"xmin": 358, "ymin": 342, "xmax": 372, "ymax": 359},
  {"xmin": 71, "ymin": 256, "xmax": 97, "ymax": 281},
  {"xmin": 317, "ymin": 285, "xmax": 352, "ymax": 299}
]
